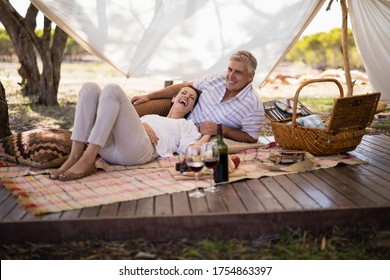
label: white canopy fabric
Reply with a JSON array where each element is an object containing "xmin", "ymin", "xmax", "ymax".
[
  {"xmin": 30, "ymin": 0, "xmax": 390, "ymax": 101},
  {"xmin": 348, "ymin": 0, "xmax": 390, "ymax": 101},
  {"xmin": 30, "ymin": 0, "xmax": 324, "ymax": 86}
]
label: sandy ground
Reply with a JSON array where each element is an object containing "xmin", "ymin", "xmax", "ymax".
[{"xmin": 1, "ymin": 61, "xmax": 374, "ymax": 103}]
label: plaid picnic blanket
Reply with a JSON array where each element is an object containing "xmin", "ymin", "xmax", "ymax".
[{"xmin": 0, "ymin": 149, "xmax": 365, "ymax": 215}]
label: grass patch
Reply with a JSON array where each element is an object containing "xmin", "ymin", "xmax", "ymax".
[
  {"xmin": 1, "ymin": 227, "xmax": 388, "ymax": 260},
  {"xmin": 182, "ymin": 228, "xmax": 389, "ymax": 260},
  {"xmin": 298, "ymin": 97, "xmax": 334, "ymax": 114}
]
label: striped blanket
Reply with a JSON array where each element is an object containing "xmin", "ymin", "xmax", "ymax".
[{"xmin": 0, "ymin": 149, "xmax": 365, "ymax": 215}]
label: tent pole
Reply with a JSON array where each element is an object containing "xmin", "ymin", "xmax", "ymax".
[{"xmin": 341, "ymin": 0, "xmax": 353, "ymax": 96}]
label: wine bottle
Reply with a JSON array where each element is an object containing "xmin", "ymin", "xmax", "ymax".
[{"xmin": 213, "ymin": 123, "xmax": 229, "ymax": 183}]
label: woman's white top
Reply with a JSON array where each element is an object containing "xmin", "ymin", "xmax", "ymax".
[{"xmin": 140, "ymin": 114, "xmax": 201, "ymax": 157}]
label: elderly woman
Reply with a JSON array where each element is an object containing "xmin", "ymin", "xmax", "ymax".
[{"xmin": 50, "ymin": 83, "xmax": 208, "ymax": 181}]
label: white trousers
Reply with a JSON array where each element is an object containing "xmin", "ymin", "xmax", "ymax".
[{"xmin": 71, "ymin": 82, "xmax": 157, "ymax": 165}]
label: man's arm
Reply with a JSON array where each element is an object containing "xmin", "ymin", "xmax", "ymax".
[
  {"xmin": 198, "ymin": 121, "xmax": 257, "ymax": 143},
  {"xmin": 131, "ymin": 81, "xmax": 193, "ymax": 105}
]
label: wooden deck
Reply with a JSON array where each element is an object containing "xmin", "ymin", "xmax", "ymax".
[{"xmin": 1, "ymin": 134, "xmax": 389, "ymax": 243}]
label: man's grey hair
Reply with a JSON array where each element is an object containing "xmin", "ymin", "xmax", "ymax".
[{"xmin": 230, "ymin": 50, "xmax": 257, "ymax": 73}]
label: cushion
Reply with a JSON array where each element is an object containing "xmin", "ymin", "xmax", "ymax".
[
  {"xmin": 0, "ymin": 128, "xmax": 72, "ymax": 168},
  {"xmin": 290, "ymin": 114, "xmax": 326, "ymax": 128},
  {"xmin": 210, "ymin": 136, "xmax": 266, "ymax": 154}
]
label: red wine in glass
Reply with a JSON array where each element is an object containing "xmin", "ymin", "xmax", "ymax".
[
  {"xmin": 186, "ymin": 146, "xmax": 205, "ymax": 198},
  {"xmin": 203, "ymin": 158, "xmax": 218, "ymax": 169},
  {"xmin": 187, "ymin": 162, "xmax": 204, "ymax": 173}
]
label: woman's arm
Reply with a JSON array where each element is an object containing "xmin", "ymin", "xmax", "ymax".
[
  {"xmin": 193, "ymin": 134, "xmax": 211, "ymax": 146},
  {"xmin": 142, "ymin": 123, "xmax": 159, "ymax": 146}
]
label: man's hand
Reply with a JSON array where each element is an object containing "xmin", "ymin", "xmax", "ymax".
[
  {"xmin": 197, "ymin": 121, "xmax": 217, "ymax": 136},
  {"xmin": 131, "ymin": 95, "xmax": 150, "ymax": 105},
  {"xmin": 143, "ymin": 123, "xmax": 159, "ymax": 145},
  {"xmin": 198, "ymin": 122, "xmax": 257, "ymax": 143}
]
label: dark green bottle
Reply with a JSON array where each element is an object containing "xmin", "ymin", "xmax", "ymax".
[{"xmin": 214, "ymin": 123, "xmax": 229, "ymax": 183}]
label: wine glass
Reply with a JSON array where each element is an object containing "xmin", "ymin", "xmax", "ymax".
[
  {"xmin": 186, "ymin": 145, "xmax": 205, "ymax": 198},
  {"xmin": 202, "ymin": 142, "xmax": 220, "ymax": 192}
]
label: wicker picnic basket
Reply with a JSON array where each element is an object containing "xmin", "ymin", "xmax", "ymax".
[{"xmin": 271, "ymin": 78, "xmax": 381, "ymax": 155}]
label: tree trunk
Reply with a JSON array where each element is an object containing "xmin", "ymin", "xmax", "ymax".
[
  {"xmin": 0, "ymin": 0, "xmax": 40, "ymax": 96},
  {"xmin": 0, "ymin": 81, "xmax": 12, "ymax": 139},
  {"xmin": 0, "ymin": 0, "xmax": 68, "ymax": 105},
  {"xmin": 37, "ymin": 18, "xmax": 68, "ymax": 105}
]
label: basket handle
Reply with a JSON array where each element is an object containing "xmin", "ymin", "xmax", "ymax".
[{"xmin": 291, "ymin": 78, "xmax": 344, "ymax": 125}]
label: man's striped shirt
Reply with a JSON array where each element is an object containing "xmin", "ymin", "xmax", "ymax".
[{"xmin": 189, "ymin": 71, "xmax": 265, "ymax": 140}]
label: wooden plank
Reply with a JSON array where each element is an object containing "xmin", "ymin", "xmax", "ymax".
[
  {"xmin": 362, "ymin": 135, "xmax": 390, "ymax": 149},
  {"xmin": 375, "ymin": 134, "xmax": 390, "ymax": 142},
  {"xmin": 313, "ymin": 169, "xmax": 375, "ymax": 207},
  {"xmin": 359, "ymin": 142, "xmax": 390, "ymax": 156},
  {"xmin": 246, "ymin": 179, "xmax": 283, "ymax": 211},
  {"xmin": 0, "ymin": 193, "xmax": 19, "ymax": 221},
  {"xmin": 273, "ymin": 175, "xmax": 320, "ymax": 209},
  {"xmin": 171, "ymin": 192, "xmax": 191, "ymax": 215},
  {"xmin": 0, "ymin": 134, "xmax": 389, "ymax": 243},
  {"xmin": 287, "ymin": 173, "xmax": 338, "ymax": 208},
  {"xmin": 348, "ymin": 165, "xmax": 390, "ymax": 191},
  {"xmin": 323, "ymin": 168, "xmax": 389, "ymax": 206},
  {"xmin": 359, "ymin": 138, "xmax": 390, "ymax": 155},
  {"xmin": 204, "ymin": 190, "xmax": 229, "ymax": 213},
  {"xmin": 99, "ymin": 203, "xmax": 120, "ymax": 217},
  {"xmin": 0, "ymin": 186, "xmax": 10, "ymax": 204},
  {"xmin": 40, "ymin": 211, "xmax": 63, "ymax": 220},
  {"xmin": 60, "ymin": 209, "xmax": 81, "ymax": 219},
  {"xmin": 232, "ymin": 181, "xmax": 265, "ymax": 212},
  {"xmin": 135, "ymin": 197, "xmax": 154, "ymax": 216},
  {"xmin": 189, "ymin": 194, "xmax": 209, "ymax": 214},
  {"xmin": 356, "ymin": 145, "xmax": 390, "ymax": 163},
  {"xmin": 219, "ymin": 183, "xmax": 247, "ymax": 213},
  {"xmin": 155, "ymin": 194, "xmax": 172, "ymax": 216},
  {"xmin": 79, "ymin": 206, "xmax": 100, "ymax": 217},
  {"xmin": 2, "ymin": 201, "xmax": 26, "ymax": 221},
  {"xmin": 2, "ymin": 206, "xmax": 389, "ymax": 243},
  {"xmin": 341, "ymin": 165, "xmax": 390, "ymax": 200},
  {"xmin": 349, "ymin": 154, "xmax": 390, "ymax": 182},
  {"xmin": 354, "ymin": 146, "xmax": 390, "ymax": 168},
  {"xmin": 300, "ymin": 172, "xmax": 355, "ymax": 207},
  {"xmin": 22, "ymin": 211, "xmax": 43, "ymax": 221},
  {"xmin": 260, "ymin": 177, "xmax": 302, "ymax": 210},
  {"xmin": 117, "ymin": 201, "xmax": 137, "ymax": 217}
]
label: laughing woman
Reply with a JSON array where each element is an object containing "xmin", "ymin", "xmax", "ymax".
[{"xmin": 50, "ymin": 83, "xmax": 208, "ymax": 181}]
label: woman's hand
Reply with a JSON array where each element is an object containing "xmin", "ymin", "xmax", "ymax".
[{"xmin": 143, "ymin": 123, "xmax": 159, "ymax": 145}]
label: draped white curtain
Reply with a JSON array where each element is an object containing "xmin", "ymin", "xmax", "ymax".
[
  {"xmin": 30, "ymin": 0, "xmax": 390, "ymax": 101},
  {"xmin": 348, "ymin": 0, "xmax": 390, "ymax": 101},
  {"xmin": 30, "ymin": 0, "xmax": 324, "ymax": 86}
]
